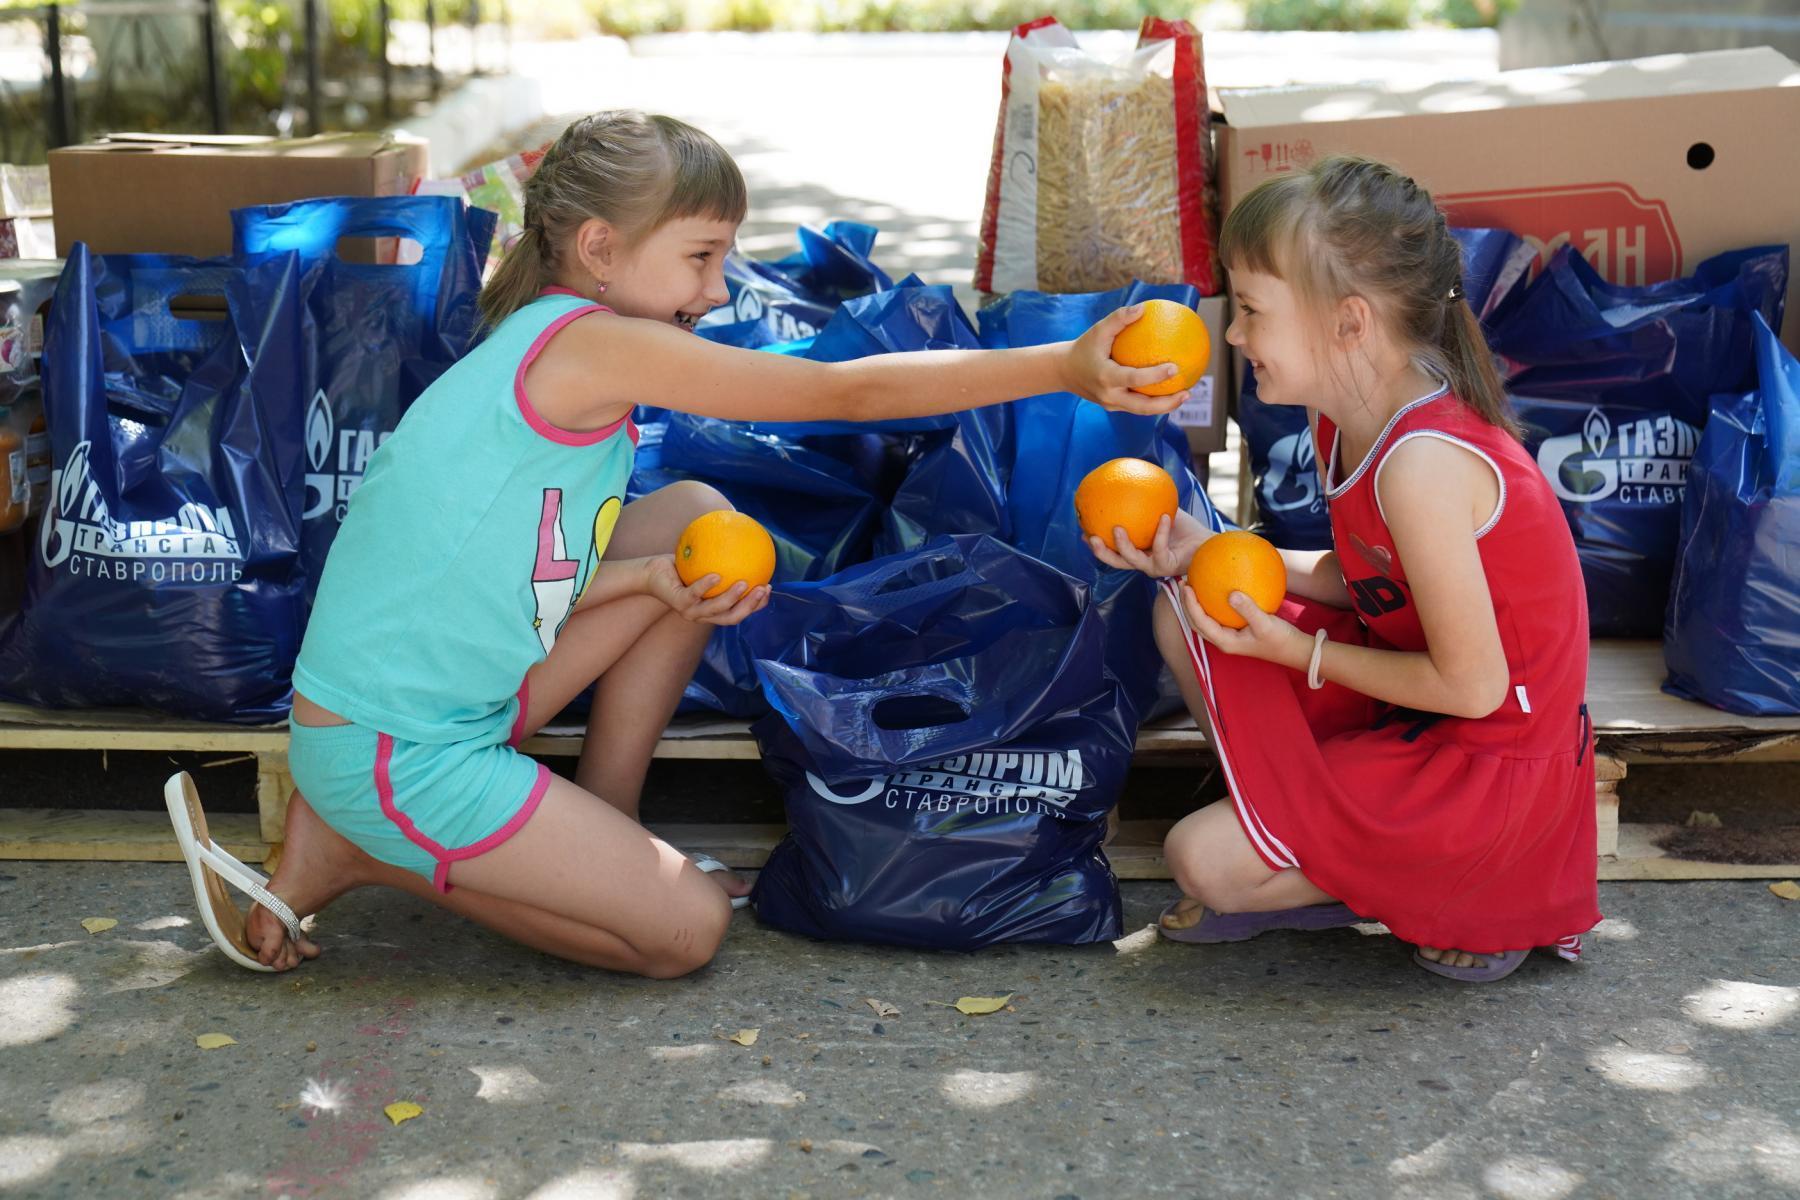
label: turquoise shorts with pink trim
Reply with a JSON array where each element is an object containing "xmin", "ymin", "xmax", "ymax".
[{"xmin": 289, "ymin": 710, "xmax": 548, "ymax": 894}]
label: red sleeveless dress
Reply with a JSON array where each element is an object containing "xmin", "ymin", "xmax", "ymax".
[{"xmin": 1164, "ymin": 387, "xmax": 1601, "ymax": 955}]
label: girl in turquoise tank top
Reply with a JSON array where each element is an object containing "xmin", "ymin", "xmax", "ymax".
[{"xmin": 169, "ymin": 111, "xmax": 1189, "ymax": 979}]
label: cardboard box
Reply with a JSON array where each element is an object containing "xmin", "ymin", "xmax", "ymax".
[
  {"xmin": 1172, "ymin": 294, "xmax": 1230, "ymax": 459},
  {"xmin": 49, "ymin": 132, "xmax": 428, "ymax": 258},
  {"xmin": 1216, "ymin": 47, "xmax": 1800, "ymax": 353}
]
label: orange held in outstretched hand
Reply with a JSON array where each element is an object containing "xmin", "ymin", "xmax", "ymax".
[
  {"xmin": 1109, "ymin": 298, "xmax": 1211, "ymax": 397},
  {"xmin": 675, "ymin": 511, "xmax": 777, "ymax": 599},
  {"xmin": 1075, "ymin": 458, "xmax": 1179, "ymax": 551},
  {"xmin": 1187, "ymin": 531, "xmax": 1286, "ymax": 629}
]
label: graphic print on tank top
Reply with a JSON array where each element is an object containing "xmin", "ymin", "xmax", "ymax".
[
  {"xmin": 530, "ymin": 489, "xmax": 623, "ymax": 655},
  {"xmin": 1345, "ymin": 531, "xmax": 1409, "ymax": 620}
]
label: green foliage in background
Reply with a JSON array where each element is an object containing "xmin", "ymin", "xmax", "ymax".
[{"xmin": 207, "ymin": 0, "xmax": 1521, "ymax": 42}]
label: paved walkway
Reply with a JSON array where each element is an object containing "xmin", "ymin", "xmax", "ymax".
[{"xmin": 1, "ymin": 867, "xmax": 1795, "ymax": 1197}]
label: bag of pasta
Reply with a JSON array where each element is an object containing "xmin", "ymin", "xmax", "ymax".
[{"xmin": 975, "ymin": 16, "xmax": 1219, "ymax": 298}]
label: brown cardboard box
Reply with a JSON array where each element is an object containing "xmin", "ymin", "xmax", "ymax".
[
  {"xmin": 49, "ymin": 132, "xmax": 428, "ymax": 258},
  {"xmin": 1216, "ymin": 47, "xmax": 1800, "ymax": 353},
  {"xmin": 1172, "ymin": 294, "xmax": 1230, "ymax": 459}
]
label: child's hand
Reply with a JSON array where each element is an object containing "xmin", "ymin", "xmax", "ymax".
[
  {"xmin": 1065, "ymin": 304, "xmax": 1189, "ymax": 416},
  {"xmin": 1088, "ymin": 511, "xmax": 1212, "ymax": 578},
  {"xmin": 1179, "ymin": 584, "xmax": 1312, "ymax": 672},
  {"xmin": 645, "ymin": 556, "xmax": 771, "ymax": 626}
]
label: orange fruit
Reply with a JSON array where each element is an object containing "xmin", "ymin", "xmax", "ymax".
[
  {"xmin": 1109, "ymin": 298, "xmax": 1211, "ymax": 397},
  {"xmin": 674, "ymin": 510, "xmax": 776, "ymax": 599},
  {"xmin": 1186, "ymin": 531, "xmax": 1286, "ymax": 629},
  {"xmin": 1074, "ymin": 458, "xmax": 1179, "ymax": 550}
]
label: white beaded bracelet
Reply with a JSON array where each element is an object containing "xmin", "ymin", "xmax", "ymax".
[{"xmin": 1307, "ymin": 627, "xmax": 1329, "ymax": 690}]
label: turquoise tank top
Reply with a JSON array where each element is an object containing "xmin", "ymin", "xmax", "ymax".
[{"xmin": 293, "ymin": 290, "xmax": 636, "ymax": 744}]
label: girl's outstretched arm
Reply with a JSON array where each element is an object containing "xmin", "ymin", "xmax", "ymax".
[
  {"xmin": 525, "ymin": 304, "xmax": 1187, "ymax": 432},
  {"xmin": 1181, "ymin": 436, "xmax": 1510, "ymax": 719}
]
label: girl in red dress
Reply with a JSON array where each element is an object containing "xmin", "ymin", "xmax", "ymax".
[{"xmin": 1093, "ymin": 157, "xmax": 1601, "ymax": 982}]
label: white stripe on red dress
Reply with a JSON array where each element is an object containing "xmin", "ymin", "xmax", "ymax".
[{"xmin": 1161, "ymin": 579, "xmax": 1299, "ymax": 871}]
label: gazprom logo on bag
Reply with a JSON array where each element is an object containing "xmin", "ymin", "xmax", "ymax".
[
  {"xmin": 39, "ymin": 441, "xmax": 243, "ymax": 581},
  {"xmin": 806, "ymin": 749, "xmax": 1086, "ymax": 820},
  {"xmin": 1535, "ymin": 406, "xmax": 1697, "ymax": 505},
  {"xmin": 728, "ymin": 284, "xmax": 818, "ymax": 342},
  {"xmin": 1260, "ymin": 430, "xmax": 1321, "ymax": 515},
  {"xmin": 305, "ymin": 391, "xmax": 390, "ymax": 523}
]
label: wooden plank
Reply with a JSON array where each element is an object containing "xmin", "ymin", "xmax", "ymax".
[
  {"xmin": 8, "ymin": 642, "xmax": 1797, "ymax": 767},
  {"xmin": 0, "ymin": 807, "xmax": 270, "ymax": 864},
  {"xmin": 1600, "ymin": 823, "xmax": 1800, "ymax": 881},
  {"xmin": 520, "ymin": 730, "xmax": 764, "ymax": 761},
  {"xmin": 1609, "ymin": 732, "xmax": 1800, "ymax": 765},
  {"xmin": 256, "ymin": 752, "xmax": 292, "ymax": 845},
  {"xmin": 1595, "ymin": 786, "xmax": 1620, "ymax": 859},
  {"xmin": 0, "ymin": 721, "xmax": 289, "ymax": 753},
  {"xmin": 1587, "ymin": 641, "xmax": 1800, "ymax": 735}
]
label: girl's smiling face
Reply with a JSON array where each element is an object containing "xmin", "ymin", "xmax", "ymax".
[
  {"xmin": 1225, "ymin": 269, "xmax": 1320, "ymax": 409},
  {"xmin": 596, "ymin": 214, "xmax": 739, "ymax": 331}
]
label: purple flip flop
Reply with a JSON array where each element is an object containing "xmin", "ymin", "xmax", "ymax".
[
  {"xmin": 1412, "ymin": 947, "xmax": 1529, "ymax": 983},
  {"xmin": 1157, "ymin": 899, "xmax": 1362, "ymax": 944}
]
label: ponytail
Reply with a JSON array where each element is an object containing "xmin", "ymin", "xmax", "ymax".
[
  {"xmin": 477, "ymin": 225, "xmax": 548, "ymax": 331},
  {"xmin": 1438, "ymin": 295, "xmax": 1522, "ymax": 439}
]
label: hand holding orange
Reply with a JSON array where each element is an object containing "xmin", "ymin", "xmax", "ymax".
[
  {"xmin": 1186, "ymin": 531, "xmax": 1286, "ymax": 628},
  {"xmin": 1109, "ymin": 299, "xmax": 1211, "ymax": 397},
  {"xmin": 674, "ymin": 510, "xmax": 776, "ymax": 599},
  {"xmin": 1075, "ymin": 458, "xmax": 1179, "ymax": 551}
]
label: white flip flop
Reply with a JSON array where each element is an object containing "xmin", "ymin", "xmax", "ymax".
[
  {"xmin": 688, "ymin": 852, "xmax": 751, "ymax": 910},
  {"xmin": 163, "ymin": 772, "xmax": 306, "ymax": 972}
]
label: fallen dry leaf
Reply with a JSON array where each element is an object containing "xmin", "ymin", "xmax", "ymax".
[
  {"xmin": 195, "ymin": 1033, "xmax": 237, "ymax": 1050},
  {"xmin": 926, "ymin": 994, "xmax": 1015, "ymax": 1016},
  {"xmin": 80, "ymin": 918, "xmax": 117, "ymax": 936},
  {"xmin": 728, "ymin": 1029, "xmax": 759, "ymax": 1047},
  {"xmin": 384, "ymin": 1101, "xmax": 423, "ymax": 1126},
  {"xmin": 864, "ymin": 998, "xmax": 900, "ymax": 1019},
  {"xmin": 1769, "ymin": 881, "xmax": 1800, "ymax": 901}
]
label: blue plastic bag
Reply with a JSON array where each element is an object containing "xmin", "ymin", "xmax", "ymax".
[
  {"xmin": 1492, "ymin": 243, "xmax": 1788, "ymax": 636},
  {"xmin": 1662, "ymin": 312, "xmax": 1800, "ymax": 715},
  {"xmin": 232, "ymin": 195, "xmax": 496, "ymax": 602},
  {"xmin": 632, "ymin": 278, "xmax": 979, "ymax": 716},
  {"xmin": 1239, "ymin": 226, "xmax": 1537, "ymax": 549},
  {"xmin": 746, "ymin": 535, "xmax": 1128, "ymax": 949},
  {"xmin": 700, "ymin": 221, "xmax": 892, "ymax": 348},
  {"xmin": 0, "ymin": 246, "xmax": 311, "ymax": 722},
  {"xmin": 950, "ymin": 284, "xmax": 1220, "ymax": 723},
  {"xmin": 628, "ymin": 413, "xmax": 909, "ymax": 717}
]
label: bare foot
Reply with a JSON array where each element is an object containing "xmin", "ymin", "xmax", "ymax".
[
  {"xmin": 1417, "ymin": 946, "xmax": 1492, "ymax": 970},
  {"xmin": 1159, "ymin": 896, "xmax": 1206, "ymax": 932},
  {"xmin": 244, "ymin": 791, "xmax": 378, "ymax": 971}
]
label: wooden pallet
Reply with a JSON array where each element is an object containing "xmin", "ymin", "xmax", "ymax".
[{"xmin": 1, "ymin": 641, "xmax": 1794, "ymax": 879}]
